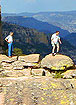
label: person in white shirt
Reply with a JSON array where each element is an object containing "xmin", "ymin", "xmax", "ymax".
[
  {"xmin": 51, "ymin": 31, "xmax": 62, "ymax": 56},
  {"xmin": 5, "ymin": 32, "xmax": 14, "ymax": 57}
]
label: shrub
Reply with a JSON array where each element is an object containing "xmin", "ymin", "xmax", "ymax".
[
  {"xmin": 13, "ymin": 48, "xmax": 23, "ymax": 56},
  {"xmin": 52, "ymin": 71, "xmax": 64, "ymax": 78}
]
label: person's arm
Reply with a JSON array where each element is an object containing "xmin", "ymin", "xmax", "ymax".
[
  {"xmin": 51, "ymin": 35, "xmax": 55, "ymax": 43},
  {"xmin": 59, "ymin": 38, "xmax": 62, "ymax": 44},
  {"xmin": 5, "ymin": 37, "xmax": 8, "ymax": 42},
  {"xmin": 5, "ymin": 36, "xmax": 10, "ymax": 43},
  {"xmin": 51, "ymin": 37, "xmax": 53, "ymax": 41}
]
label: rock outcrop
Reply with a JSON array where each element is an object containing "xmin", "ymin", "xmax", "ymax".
[
  {"xmin": 0, "ymin": 54, "xmax": 75, "ymax": 78},
  {"xmin": 0, "ymin": 54, "xmax": 40, "ymax": 69},
  {"xmin": 0, "ymin": 77, "xmax": 76, "ymax": 105},
  {"xmin": 41, "ymin": 54, "xmax": 74, "ymax": 70},
  {"xmin": 0, "ymin": 54, "xmax": 76, "ymax": 104},
  {"xmin": 0, "ymin": 54, "xmax": 43, "ymax": 77}
]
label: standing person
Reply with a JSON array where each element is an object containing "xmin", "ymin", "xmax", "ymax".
[
  {"xmin": 51, "ymin": 31, "xmax": 62, "ymax": 56},
  {"xmin": 5, "ymin": 32, "xmax": 14, "ymax": 58}
]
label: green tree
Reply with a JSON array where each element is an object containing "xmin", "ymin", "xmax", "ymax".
[{"xmin": 13, "ymin": 48, "xmax": 23, "ymax": 56}]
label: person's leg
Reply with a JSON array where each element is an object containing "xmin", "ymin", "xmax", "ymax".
[
  {"xmin": 11, "ymin": 43, "xmax": 13, "ymax": 56},
  {"xmin": 52, "ymin": 44, "xmax": 55, "ymax": 54},
  {"xmin": 56, "ymin": 43, "xmax": 59, "ymax": 53},
  {"xmin": 8, "ymin": 43, "xmax": 12, "ymax": 57}
]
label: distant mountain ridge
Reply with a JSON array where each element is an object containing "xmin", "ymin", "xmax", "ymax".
[
  {"xmin": 2, "ymin": 11, "xmax": 76, "ymax": 33},
  {"xmin": 2, "ymin": 16, "xmax": 69, "ymax": 37},
  {"xmin": 2, "ymin": 12, "xmax": 35, "ymax": 17},
  {"xmin": 2, "ymin": 11, "xmax": 76, "ymax": 17},
  {"xmin": 64, "ymin": 33, "xmax": 76, "ymax": 47}
]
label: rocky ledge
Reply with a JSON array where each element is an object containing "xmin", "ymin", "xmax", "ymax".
[
  {"xmin": 0, "ymin": 54, "xmax": 76, "ymax": 105},
  {"xmin": 0, "ymin": 54, "xmax": 76, "ymax": 79}
]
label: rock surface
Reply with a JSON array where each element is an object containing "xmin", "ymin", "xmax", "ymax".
[
  {"xmin": 0, "ymin": 54, "xmax": 76, "ymax": 78},
  {"xmin": 0, "ymin": 77, "xmax": 76, "ymax": 105},
  {"xmin": 0, "ymin": 54, "xmax": 76, "ymax": 104},
  {"xmin": 41, "ymin": 54, "xmax": 74, "ymax": 70},
  {"xmin": 0, "ymin": 69, "xmax": 31, "ymax": 77},
  {"xmin": 0, "ymin": 54, "xmax": 43, "ymax": 77},
  {"xmin": 31, "ymin": 68, "xmax": 45, "ymax": 76},
  {"xmin": 0, "ymin": 55, "xmax": 8, "ymax": 63},
  {"xmin": 62, "ymin": 70, "xmax": 76, "ymax": 79},
  {"xmin": 0, "ymin": 54, "xmax": 40, "ymax": 74},
  {"xmin": 18, "ymin": 54, "xmax": 40, "ymax": 63},
  {"xmin": 1, "ymin": 55, "xmax": 17, "ymax": 63}
]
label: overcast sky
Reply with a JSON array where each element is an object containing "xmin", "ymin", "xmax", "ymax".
[{"xmin": 1, "ymin": 0, "xmax": 76, "ymax": 13}]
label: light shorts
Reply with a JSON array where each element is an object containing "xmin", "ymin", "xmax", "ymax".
[{"xmin": 51, "ymin": 42, "xmax": 59, "ymax": 47}]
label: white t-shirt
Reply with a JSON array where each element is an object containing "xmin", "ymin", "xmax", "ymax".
[
  {"xmin": 51, "ymin": 33, "xmax": 60, "ymax": 44},
  {"xmin": 5, "ymin": 35, "xmax": 13, "ymax": 43}
]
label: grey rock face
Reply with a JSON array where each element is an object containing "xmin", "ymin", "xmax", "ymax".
[{"xmin": 41, "ymin": 54, "xmax": 74, "ymax": 70}]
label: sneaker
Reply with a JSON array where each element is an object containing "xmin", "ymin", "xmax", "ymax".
[
  {"xmin": 52, "ymin": 53, "xmax": 55, "ymax": 56},
  {"xmin": 54, "ymin": 53, "xmax": 56, "ymax": 55}
]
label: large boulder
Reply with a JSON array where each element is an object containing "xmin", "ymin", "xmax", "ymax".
[
  {"xmin": 41, "ymin": 54, "xmax": 74, "ymax": 70},
  {"xmin": 18, "ymin": 54, "xmax": 40, "ymax": 63},
  {"xmin": 31, "ymin": 68, "xmax": 45, "ymax": 76}
]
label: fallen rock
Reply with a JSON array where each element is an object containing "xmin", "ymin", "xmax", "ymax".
[
  {"xmin": 41, "ymin": 54, "xmax": 74, "ymax": 70},
  {"xmin": 31, "ymin": 68, "xmax": 45, "ymax": 76},
  {"xmin": 18, "ymin": 54, "xmax": 40, "ymax": 63}
]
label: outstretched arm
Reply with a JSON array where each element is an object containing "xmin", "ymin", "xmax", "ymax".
[{"xmin": 59, "ymin": 39, "xmax": 62, "ymax": 44}]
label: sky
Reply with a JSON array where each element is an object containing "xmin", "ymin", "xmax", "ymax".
[{"xmin": 1, "ymin": 0, "xmax": 76, "ymax": 13}]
